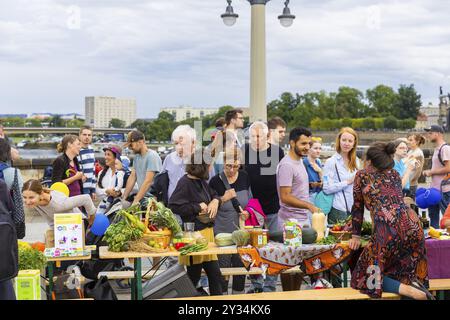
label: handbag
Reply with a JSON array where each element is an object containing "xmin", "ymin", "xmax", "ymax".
[
  {"xmin": 83, "ymin": 276, "xmax": 118, "ymax": 300},
  {"xmin": 314, "ymin": 191, "xmax": 334, "ymax": 215},
  {"xmin": 195, "ymin": 180, "xmax": 215, "ymax": 224},
  {"xmin": 11, "ymin": 169, "xmax": 25, "ymax": 239}
]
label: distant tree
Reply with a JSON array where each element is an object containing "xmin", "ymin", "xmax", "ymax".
[
  {"xmin": 109, "ymin": 118, "xmax": 126, "ymax": 128},
  {"xmin": 335, "ymin": 87, "xmax": 368, "ymax": 118},
  {"xmin": 362, "ymin": 117, "xmax": 376, "ymax": 130},
  {"xmin": 366, "ymin": 85, "xmax": 398, "ymax": 116},
  {"xmin": 393, "ymin": 84, "xmax": 422, "ymax": 120},
  {"xmin": 384, "ymin": 116, "xmax": 398, "ymax": 129},
  {"xmin": 50, "ymin": 115, "xmax": 65, "ymax": 127}
]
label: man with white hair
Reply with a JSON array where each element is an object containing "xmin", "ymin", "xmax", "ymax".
[
  {"xmin": 242, "ymin": 121, "xmax": 285, "ymax": 293},
  {"xmin": 163, "ymin": 125, "xmax": 197, "ymax": 200}
]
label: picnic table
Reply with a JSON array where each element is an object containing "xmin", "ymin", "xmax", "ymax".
[{"xmin": 98, "ymin": 243, "xmax": 238, "ymax": 300}]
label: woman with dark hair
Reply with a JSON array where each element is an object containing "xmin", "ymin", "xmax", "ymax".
[
  {"xmin": 96, "ymin": 145, "xmax": 125, "ymax": 213},
  {"xmin": 169, "ymin": 149, "xmax": 223, "ymax": 295},
  {"xmin": 209, "ymin": 147, "xmax": 250, "ymax": 294},
  {"xmin": 51, "ymin": 135, "xmax": 85, "ymax": 197},
  {"xmin": 349, "ymin": 142, "xmax": 431, "ymax": 299},
  {"xmin": 406, "ymin": 133, "xmax": 426, "ymax": 198}
]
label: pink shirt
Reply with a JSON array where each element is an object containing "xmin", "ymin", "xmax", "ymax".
[
  {"xmin": 431, "ymin": 143, "xmax": 450, "ymax": 189},
  {"xmin": 276, "ymin": 154, "xmax": 310, "ymax": 224}
]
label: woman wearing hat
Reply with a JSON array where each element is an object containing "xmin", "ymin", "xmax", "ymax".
[{"xmin": 96, "ymin": 145, "xmax": 126, "ymax": 214}]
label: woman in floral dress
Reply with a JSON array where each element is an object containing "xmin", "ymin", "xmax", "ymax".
[{"xmin": 349, "ymin": 142, "xmax": 432, "ymax": 299}]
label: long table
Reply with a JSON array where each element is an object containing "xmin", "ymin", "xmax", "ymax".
[{"xmin": 99, "ymin": 243, "xmax": 238, "ymax": 300}]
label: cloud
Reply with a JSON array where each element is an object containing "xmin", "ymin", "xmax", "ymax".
[{"xmin": 0, "ymin": 0, "xmax": 449, "ymax": 117}]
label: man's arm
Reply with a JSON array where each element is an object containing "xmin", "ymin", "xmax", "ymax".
[
  {"xmin": 279, "ymin": 186, "xmax": 318, "ymax": 213},
  {"xmin": 133, "ymin": 171, "xmax": 155, "ymax": 204},
  {"xmin": 430, "ymin": 160, "xmax": 450, "ymax": 175},
  {"xmin": 122, "ymin": 169, "xmax": 136, "ymax": 200}
]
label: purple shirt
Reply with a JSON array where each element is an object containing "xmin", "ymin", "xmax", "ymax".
[
  {"xmin": 68, "ymin": 164, "xmax": 82, "ymax": 197},
  {"xmin": 431, "ymin": 143, "xmax": 450, "ymax": 189},
  {"xmin": 276, "ymin": 154, "xmax": 310, "ymax": 224}
]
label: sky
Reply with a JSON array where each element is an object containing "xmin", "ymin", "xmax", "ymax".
[{"xmin": 1, "ymin": 0, "xmax": 450, "ymax": 118}]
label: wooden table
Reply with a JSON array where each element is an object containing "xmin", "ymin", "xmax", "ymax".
[
  {"xmin": 46, "ymin": 253, "xmax": 92, "ymax": 299},
  {"xmin": 99, "ymin": 243, "xmax": 238, "ymax": 300},
  {"xmin": 45, "ymin": 245, "xmax": 96, "ymax": 299}
]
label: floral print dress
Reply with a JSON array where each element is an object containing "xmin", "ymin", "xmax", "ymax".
[{"xmin": 350, "ymin": 167, "xmax": 428, "ymax": 298}]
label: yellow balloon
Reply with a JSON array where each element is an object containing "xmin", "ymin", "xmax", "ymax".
[{"xmin": 50, "ymin": 182, "xmax": 70, "ymax": 197}]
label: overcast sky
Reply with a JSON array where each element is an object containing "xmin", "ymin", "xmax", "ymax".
[{"xmin": 1, "ymin": 0, "xmax": 449, "ymax": 118}]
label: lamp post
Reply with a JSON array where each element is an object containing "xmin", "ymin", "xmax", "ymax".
[{"xmin": 221, "ymin": 0, "xmax": 295, "ymax": 123}]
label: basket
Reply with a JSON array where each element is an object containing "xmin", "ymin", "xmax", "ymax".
[
  {"xmin": 128, "ymin": 240, "xmax": 169, "ymax": 253},
  {"xmin": 329, "ymin": 230, "xmax": 352, "ymax": 242},
  {"xmin": 142, "ymin": 230, "xmax": 172, "ymax": 249}
]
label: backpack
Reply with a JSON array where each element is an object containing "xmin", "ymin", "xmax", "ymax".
[
  {"xmin": 149, "ymin": 170, "xmax": 169, "ymax": 206},
  {"xmin": 0, "ymin": 199, "xmax": 18, "ymax": 282},
  {"xmin": 0, "ymin": 164, "xmax": 26, "ymax": 239}
]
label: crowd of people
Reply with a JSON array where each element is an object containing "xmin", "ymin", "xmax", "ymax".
[{"xmin": 1, "ymin": 111, "xmax": 450, "ymax": 300}]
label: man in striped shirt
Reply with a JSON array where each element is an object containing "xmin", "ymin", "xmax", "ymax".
[{"xmin": 78, "ymin": 125, "xmax": 97, "ymax": 200}]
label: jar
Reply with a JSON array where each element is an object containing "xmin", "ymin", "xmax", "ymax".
[{"xmin": 250, "ymin": 228, "xmax": 267, "ymax": 248}]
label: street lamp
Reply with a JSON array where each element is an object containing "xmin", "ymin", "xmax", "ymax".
[
  {"xmin": 221, "ymin": 0, "xmax": 239, "ymax": 27},
  {"xmin": 221, "ymin": 0, "xmax": 295, "ymax": 122}
]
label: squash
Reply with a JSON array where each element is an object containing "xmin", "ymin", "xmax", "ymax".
[
  {"xmin": 231, "ymin": 230, "xmax": 250, "ymax": 246},
  {"xmin": 215, "ymin": 233, "xmax": 234, "ymax": 247},
  {"xmin": 302, "ymin": 227, "xmax": 318, "ymax": 244}
]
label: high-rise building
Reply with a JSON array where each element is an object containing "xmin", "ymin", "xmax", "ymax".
[{"xmin": 85, "ymin": 96, "xmax": 137, "ymax": 128}]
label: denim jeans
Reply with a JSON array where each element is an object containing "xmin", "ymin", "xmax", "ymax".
[
  {"xmin": 0, "ymin": 280, "xmax": 16, "ymax": 300},
  {"xmin": 249, "ymin": 212, "xmax": 279, "ymax": 292}
]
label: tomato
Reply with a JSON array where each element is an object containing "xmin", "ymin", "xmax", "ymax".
[{"xmin": 174, "ymin": 243, "xmax": 187, "ymax": 250}]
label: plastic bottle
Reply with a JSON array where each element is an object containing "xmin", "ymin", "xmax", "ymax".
[{"xmin": 312, "ymin": 210, "xmax": 326, "ymax": 241}]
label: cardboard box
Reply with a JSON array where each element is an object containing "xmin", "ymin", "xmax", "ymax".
[{"xmin": 14, "ymin": 270, "xmax": 41, "ymax": 300}]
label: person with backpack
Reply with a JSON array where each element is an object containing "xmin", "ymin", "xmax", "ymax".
[
  {"xmin": 209, "ymin": 147, "xmax": 251, "ymax": 295},
  {"xmin": 423, "ymin": 125, "xmax": 450, "ymax": 228},
  {"xmin": 0, "ymin": 138, "xmax": 24, "ymax": 191},
  {"xmin": 96, "ymin": 145, "xmax": 127, "ymax": 214},
  {"xmin": 0, "ymin": 179, "xmax": 18, "ymax": 300}
]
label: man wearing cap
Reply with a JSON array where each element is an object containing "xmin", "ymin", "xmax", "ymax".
[
  {"xmin": 78, "ymin": 125, "xmax": 97, "ymax": 201},
  {"xmin": 423, "ymin": 125, "xmax": 450, "ymax": 228},
  {"xmin": 122, "ymin": 130, "xmax": 162, "ymax": 205}
]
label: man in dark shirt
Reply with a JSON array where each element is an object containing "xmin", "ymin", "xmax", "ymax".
[
  {"xmin": 242, "ymin": 121, "xmax": 285, "ymax": 293},
  {"xmin": 243, "ymin": 121, "xmax": 285, "ymax": 232}
]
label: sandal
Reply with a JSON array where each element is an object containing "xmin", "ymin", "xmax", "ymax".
[{"xmin": 410, "ymin": 281, "xmax": 435, "ymax": 300}]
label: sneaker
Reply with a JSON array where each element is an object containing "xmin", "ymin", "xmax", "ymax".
[{"xmin": 246, "ymin": 288, "xmax": 263, "ymax": 294}]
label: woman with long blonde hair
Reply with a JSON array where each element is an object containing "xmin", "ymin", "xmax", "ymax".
[{"xmin": 322, "ymin": 127, "xmax": 361, "ymax": 225}]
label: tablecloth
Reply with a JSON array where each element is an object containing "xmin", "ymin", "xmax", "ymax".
[{"xmin": 425, "ymin": 239, "xmax": 450, "ymax": 279}]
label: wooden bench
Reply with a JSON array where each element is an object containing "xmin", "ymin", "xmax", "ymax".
[
  {"xmin": 429, "ymin": 279, "xmax": 450, "ymax": 300},
  {"xmin": 98, "ymin": 267, "xmax": 264, "ymax": 280},
  {"xmin": 166, "ymin": 287, "xmax": 401, "ymax": 300}
]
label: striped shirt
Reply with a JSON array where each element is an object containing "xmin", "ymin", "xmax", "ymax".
[{"xmin": 77, "ymin": 146, "xmax": 96, "ymax": 195}]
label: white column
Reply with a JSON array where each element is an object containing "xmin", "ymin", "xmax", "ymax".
[{"xmin": 250, "ymin": 4, "xmax": 267, "ymax": 123}]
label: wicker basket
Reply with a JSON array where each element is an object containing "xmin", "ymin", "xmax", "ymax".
[
  {"xmin": 142, "ymin": 230, "xmax": 172, "ymax": 249},
  {"xmin": 329, "ymin": 230, "xmax": 352, "ymax": 242},
  {"xmin": 128, "ymin": 240, "xmax": 169, "ymax": 253}
]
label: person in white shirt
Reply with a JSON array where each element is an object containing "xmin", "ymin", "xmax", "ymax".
[{"xmin": 96, "ymin": 145, "xmax": 125, "ymax": 213}]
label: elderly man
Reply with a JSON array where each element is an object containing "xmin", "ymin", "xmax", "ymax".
[{"xmin": 242, "ymin": 121, "xmax": 285, "ymax": 293}]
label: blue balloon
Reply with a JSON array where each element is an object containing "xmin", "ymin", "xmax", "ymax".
[
  {"xmin": 90, "ymin": 214, "xmax": 110, "ymax": 236},
  {"xmin": 415, "ymin": 187, "xmax": 427, "ymax": 199},
  {"xmin": 416, "ymin": 194, "xmax": 428, "ymax": 209},
  {"xmin": 426, "ymin": 188, "xmax": 441, "ymax": 206}
]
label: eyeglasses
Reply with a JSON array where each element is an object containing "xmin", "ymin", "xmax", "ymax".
[{"xmin": 225, "ymin": 164, "xmax": 240, "ymax": 169}]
